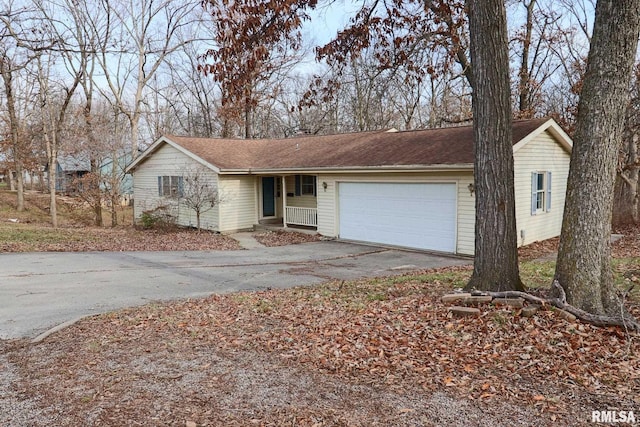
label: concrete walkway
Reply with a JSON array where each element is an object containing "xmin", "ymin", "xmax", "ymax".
[{"xmin": 230, "ymin": 232, "xmax": 265, "ymax": 249}]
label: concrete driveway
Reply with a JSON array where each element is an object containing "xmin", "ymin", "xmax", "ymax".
[{"xmin": 0, "ymin": 241, "xmax": 470, "ymax": 340}]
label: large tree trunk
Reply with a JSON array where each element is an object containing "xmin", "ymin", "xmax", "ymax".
[
  {"xmin": 555, "ymin": 0, "xmax": 640, "ymax": 316},
  {"xmin": 464, "ymin": 0, "xmax": 523, "ymax": 292}
]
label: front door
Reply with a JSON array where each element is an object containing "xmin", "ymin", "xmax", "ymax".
[{"xmin": 262, "ymin": 177, "xmax": 276, "ymax": 217}]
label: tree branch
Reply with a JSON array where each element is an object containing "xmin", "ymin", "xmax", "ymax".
[{"xmin": 472, "ymin": 280, "xmax": 640, "ymax": 332}]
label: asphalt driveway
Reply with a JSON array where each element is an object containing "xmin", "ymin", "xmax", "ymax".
[{"xmin": 0, "ymin": 241, "xmax": 470, "ymax": 340}]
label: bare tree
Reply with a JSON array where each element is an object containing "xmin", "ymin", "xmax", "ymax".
[
  {"xmin": 0, "ymin": 0, "xmax": 82, "ymax": 226},
  {"xmin": 148, "ymin": 20, "xmax": 222, "ymax": 138},
  {"xmin": 511, "ymin": 0, "xmax": 566, "ymax": 117},
  {"xmin": 0, "ymin": 46, "xmax": 27, "ymax": 211},
  {"xmin": 26, "ymin": 0, "xmax": 83, "ymax": 227},
  {"xmin": 65, "ymin": 100, "xmax": 130, "ymax": 227},
  {"xmin": 86, "ymin": 0, "xmax": 199, "ymax": 156},
  {"xmin": 0, "ymin": 2, "xmax": 40, "ymax": 211},
  {"xmin": 49, "ymin": 0, "xmax": 107, "ymax": 225},
  {"xmin": 180, "ymin": 165, "xmax": 220, "ymax": 231},
  {"xmin": 34, "ymin": 54, "xmax": 81, "ymax": 227}
]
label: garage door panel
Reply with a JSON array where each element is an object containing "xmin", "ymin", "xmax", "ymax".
[{"xmin": 338, "ymin": 182, "xmax": 456, "ymax": 252}]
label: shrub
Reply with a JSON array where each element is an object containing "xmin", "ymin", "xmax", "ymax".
[{"xmin": 139, "ymin": 205, "xmax": 178, "ymax": 230}]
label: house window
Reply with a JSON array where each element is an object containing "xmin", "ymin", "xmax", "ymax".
[
  {"xmin": 158, "ymin": 175, "xmax": 183, "ymax": 198},
  {"xmin": 535, "ymin": 173, "xmax": 545, "ymax": 210},
  {"xmin": 531, "ymin": 171, "xmax": 551, "ymax": 215},
  {"xmin": 301, "ymin": 175, "xmax": 315, "ymax": 195},
  {"xmin": 294, "ymin": 175, "xmax": 316, "ymax": 196}
]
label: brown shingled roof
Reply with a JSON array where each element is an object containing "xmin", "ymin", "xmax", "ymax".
[{"xmin": 155, "ymin": 118, "xmax": 552, "ymax": 172}]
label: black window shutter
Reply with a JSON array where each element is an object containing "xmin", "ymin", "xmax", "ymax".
[{"xmin": 158, "ymin": 176, "xmax": 162, "ymax": 196}]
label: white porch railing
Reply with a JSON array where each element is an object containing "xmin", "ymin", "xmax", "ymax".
[{"xmin": 285, "ymin": 206, "xmax": 318, "ymax": 227}]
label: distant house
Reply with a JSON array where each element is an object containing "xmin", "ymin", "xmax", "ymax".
[
  {"xmin": 126, "ymin": 118, "xmax": 572, "ymax": 255},
  {"xmin": 42, "ymin": 152, "xmax": 134, "ymax": 203},
  {"xmin": 46, "ymin": 155, "xmax": 91, "ymax": 194},
  {"xmin": 99, "ymin": 151, "xmax": 135, "ymax": 205}
]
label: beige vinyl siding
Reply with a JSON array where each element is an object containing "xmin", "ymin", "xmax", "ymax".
[
  {"xmin": 283, "ymin": 175, "xmax": 317, "ymax": 208},
  {"xmin": 455, "ymin": 174, "xmax": 476, "ymax": 255},
  {"xmin": 218, "ymin": 175, "xmax": 258, "ymax": 232},
  {"xmin": 287, "ymin": 194, "xmax": 317, "ymax": 208},
  {"xmin": 317, "ymin": 172, "xmax": 475, "ymax": 255},
  {"xmin": 316, "ymin": 176, "xmax": 337, "ymax": 235},
  {"xmin": 514, "ymin": 130, "xmax": 570, "ymax": 246},
  {"xmin": 132, "ymin": 144, "xmax": 220, "ymax": 230}
]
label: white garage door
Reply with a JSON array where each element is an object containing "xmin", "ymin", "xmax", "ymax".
[{"xmin": 338, "ymin": 182, "xmax": 457, "ymax": 252}]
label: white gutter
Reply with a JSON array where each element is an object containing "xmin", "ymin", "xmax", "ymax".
[{"xmin": 218, "ymin": 164, "xmax": 474, "ymax": 175}]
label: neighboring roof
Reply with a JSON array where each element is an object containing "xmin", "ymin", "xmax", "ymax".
[
  {"xmin": 57, "ymin": 155, "xmax": 91, "ymax": 172},
  {"xmin": 127, "ymin": 118, "xmax": 571, "ymax": 174}
]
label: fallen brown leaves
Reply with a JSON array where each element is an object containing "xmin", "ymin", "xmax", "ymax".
[
  {"xmin": 253, "ymin": 229, "xmax": 322, "ymax": 247},
  {"xmin": 0, "ymin": 226, "xmax": 241, "ymax": 252},
  {"xmin": 5, "ymin": 272, "xmax": 639, "ymax": 426},
  {"xmin": 0, "ymin": 190, "xmax": 242, "ymax": 252},
  {"xmin": 518, "ymin": 238, "xmax": 559, "ymax": 261},
  {"xmin": 612, "ymin": 224, "xmax": 640, "ymax": 259},
  {"xmin": 517, "ymin": 224, "xmax": 640, "ymax": 261}
]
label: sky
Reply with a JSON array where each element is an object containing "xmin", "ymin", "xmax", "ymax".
[{"xmin": 303, "ymin": 1, "xmax": 358, "ymax": 46}]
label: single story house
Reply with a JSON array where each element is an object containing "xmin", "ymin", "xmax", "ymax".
[
  {"xmin": 126, "ymin": 118, "xmax": 572, "ymax": 255},
  {"xmin": 46, "ymin": 154, "xmax": 91, "ymax": 194}
]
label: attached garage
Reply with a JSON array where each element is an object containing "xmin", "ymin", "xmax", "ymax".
[{"xmin": 338, "ymin": 182, "xmax": 457, "ymax": 252}]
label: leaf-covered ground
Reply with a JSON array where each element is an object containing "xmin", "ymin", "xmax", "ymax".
[
  {"xmin": 0, "ymin": 190, "xmax": 321, "ymax": 252},
  {"xmin": 0, "ymin": 225, "xmax": 242, "ymax": 252},
  {"xmin": 3, "ymin": 260, "xmax": 640, "ymax": 426},
  {"xmin": 0, "ymin": 190, "xmax": 242, "ymax": 252},
  {"xmin": 2, "ymin": 189, "xmax": 640, "ymax": 425},
  {"xmin": 253, "ymin": 229, "xmax": 322, "ymax": 247}
]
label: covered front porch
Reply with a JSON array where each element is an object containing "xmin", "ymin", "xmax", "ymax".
[{"xmin": 258, "ymin": 174, "xmax": 318, "ymax": 228}]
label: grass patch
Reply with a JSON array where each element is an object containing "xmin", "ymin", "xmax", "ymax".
[
  {"xmin": 302, "ymin": 260, "xmax": 639, "ymax": 307},
  {"xmin": 0, "ymin": 224, "xmax": 92, "ymax": 243},
  {"xmin": 613, "ymin": 258, "xmax": 640, "ymax": 299},
  {"xmin": 289, "ymin": 268, "xmax": 474, "ymax": 312},
  {"xmin": 520, "ymin": 260, "xmax": 556, "ymax": 289},
  {"xmin": 0, "ymin": 189, "xmax": 133, "ymax": 227},
  {"xmin": 515, "ymin": 258, "xmax": 640, "ymax": 298}
]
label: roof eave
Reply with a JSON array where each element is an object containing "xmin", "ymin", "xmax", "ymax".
[
  {"xmin": 125, "ymin": 136, "xmax": 222, "ymax": 174},
  {"xmin": 218, "ymin": 164, "xmax": 474, "ymax": 175},
  {"xmin": 512, "ymin": 118, "xmax": 573, "ymax": 154}
]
